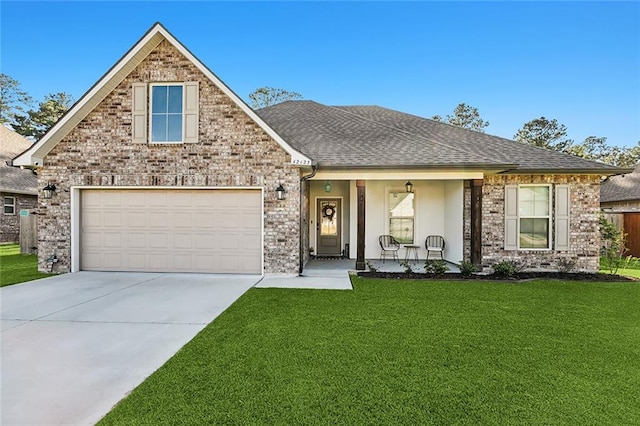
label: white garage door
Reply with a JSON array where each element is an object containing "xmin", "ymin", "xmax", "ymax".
[{"xmin": 80, "ymin": 189, "xmax": 262, "ymax": 274}]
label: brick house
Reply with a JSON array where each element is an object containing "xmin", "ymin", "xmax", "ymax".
[
  {"xmin": 13, "ymin": 23, "xmax": 629, "ymax": 274},
  {"xmin": 1, "ymin": 126, "xmax": 37, "ymax": 243},
  {"xmin": 601, "ymin": 164, "xmax": 640, "ymax": 257}
]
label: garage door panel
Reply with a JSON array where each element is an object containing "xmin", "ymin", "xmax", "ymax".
[
  {"xmin": 147, "ymin": 233, "xmax": 167, "ymax": 248},
  {"xmin": 174, "ymin": 212, "xmax": 192, "ymax": 228},
  {"xmin": 147, "ymin": 192, "xmax": 168, "ymax": 207},
  {"xmin": 128, "ymin": 233, "xmax": 147, "ymax": 248},
  {"xmin": 102, "ymin": 191, "xmax": 122, "ymax": 207},
  {"xmin": 81, "ymin": 189, "xmax": 262, "ymax": 274},
  {"xmin": 127, "ymin": 253, "xmax": 147, "ymax": 269},
  {"xmin": 82, "ymin": 231, "xmax": 102, "ymax": 248},
  {"xmin": 149, "ymin": 212, "xmax": 169, "ymax": 228},
  {"xmin": 243, "ymin": 254, "xmax": 262, "ymax": 271},
  {"xmin": 103, "ymin": 212, "xmax": 122, "ymax": 227},
  {"xmin": 128, "ymin": 212, "xmax": 147, "ymax": 228},
  {"xmin": 103, "ymin": 232, "xmax": 123, "ymax": 248},
  {"xmin": 83, "ymin": 211, "xmax": 102, "ymax": 227},
  {"xmin": 193, "ymin": 212, "xmax": 214, "ymax": 228},
  {"xmin": 174, "ymin": 233, "xmax": 193, "ymax": 249},
  {"xmin": 218, "ymin": 233, "xmax": 240, "ymax": 250}
]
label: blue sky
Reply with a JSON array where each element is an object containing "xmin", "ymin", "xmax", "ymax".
[{"xmin": 2, "ymin": 1, "xmax": 639, "ymax": 147}]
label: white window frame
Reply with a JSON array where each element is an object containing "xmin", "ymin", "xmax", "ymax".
[
  {"xmin": 386, "ymin": 188, "xmax": 415, "ymax": 244},
  {"xmin": 518, "ymin": 184, "xmax": 552, "ymax": 250},
  {"xmin": 4, "ymin": 196, "xmax": 16, "ymax": 215},
  {"xmin": 149, "ymin": 82, "xmax": 185, "ymax": 144}
]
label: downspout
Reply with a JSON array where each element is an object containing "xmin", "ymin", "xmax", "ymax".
[{"xmin": 299, "ymin": 165, "xmax": 318, "ymax": 274}]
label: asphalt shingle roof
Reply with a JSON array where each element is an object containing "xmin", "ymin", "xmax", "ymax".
[
  {"xmin": 1, "ymin": 126, "xmax": 38, "ymax": 195},
  {"xmin": 257, "ymin": 101, "xmax": 627, "ymax": 173},
  {"xmin": 601, "ymin": 164, "xmax": 640, "ymax": 203}
]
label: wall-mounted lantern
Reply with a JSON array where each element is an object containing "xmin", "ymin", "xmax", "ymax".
[
  {"xmin": 43, "ymin": 183, "xmax": 57, "ymax": 199},
  {"xmin": 324, "ymin": 181, "xmax": 333, "ymax": 193},
  {"xmin": 275, "ymin": 184, "xmax": 286, "ymax": 200},
  {"xmin": 405, "ymin": 181, "xmax": 413, "ymax": 193}
]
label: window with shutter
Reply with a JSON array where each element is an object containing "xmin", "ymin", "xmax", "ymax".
[
  {"xmin": 505, "ymin": 184, "xmax": 559, "ymax": 251},
  {"xmin": 133, "ymin": 82, "xmax": 199, "ymax": 144}
]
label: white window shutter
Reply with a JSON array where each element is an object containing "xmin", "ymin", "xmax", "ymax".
[
  {"xmin": 184, "ymin": 82, "xmax": 199, "ymax": 143},
  {"xmin": 555, "ymin": 184, "xmax": 570, "ymax": 250},
  {"xmin": 504, "ymin": 185, "xmax": 518, "ymax": 251},
  {"xmin": 132, "ymin": 83, "xmax": 147, "ymax": 144}
]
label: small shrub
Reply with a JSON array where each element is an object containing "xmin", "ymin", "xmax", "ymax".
[
  {"xmin": 459, "ymin": 260, "xmax": 476, "ymax": 277},
  {"xmin": 424, "ymin": 260, "xmax": 449, "ymax": 276},
  {"xmin": 557, "ymin": 257, "xmax": 578, "ymax": 273},
  {"xmin": 492, "ymin": 259, "xmax": 524, "ymax": 278},
  {"xmin": 599, "ymin": 215, "xmax": 626, "ymax": 274},
  {"xmin": 366, "ymin": 261, "xmax": 378, "ymax": 273},
  {"xmin": 400, "ymin": 261, "xmax": 414, "ymax": 274}
]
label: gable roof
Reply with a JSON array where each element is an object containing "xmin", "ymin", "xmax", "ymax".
[
  {"xmin": 258, "ymin": 101, "xmax": 630, "ymax": 174},
  {"xmin": 1, "ymin": 126, "xmax": 37, "ymax": 195},
  {"xmin": 601, "ymin": 164, "xmax": 640, "ymax": 203},
  {"xmin": 12, "ymin": 23, "xmax": 311, "ymax": 167}
]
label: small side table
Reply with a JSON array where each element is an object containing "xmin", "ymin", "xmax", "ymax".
[{"xmin": 404, "ymin": 245, "xmax": 420, "ymax": 262}]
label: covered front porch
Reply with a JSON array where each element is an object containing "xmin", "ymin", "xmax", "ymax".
[
  {"xmin": 303, "ymin": 257, "xmax": 461, "ymax": 274},
  {"xmin": 303, "ymin": 170, "xmax": 484, "ymax": 272}
]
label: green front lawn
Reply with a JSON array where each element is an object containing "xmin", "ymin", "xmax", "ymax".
[
  {"xmin": 0, "ymin": 244, "xmax": 49, "ymax": 287},
  {"xmin": 100, "ymin": 278, "xmax": 640, "ymax": 425}
]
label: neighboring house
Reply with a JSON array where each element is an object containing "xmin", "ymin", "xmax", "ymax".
[
  {"xmin": 601, "ymin": 164, "xmax": 640, "ymax": 257},
  {"xmin": 1, "ymin": 126, "xmax": 37, "ymax": 243},
  {"xmin": 13, "ymin": 23, "xmax": 629, "ymax": 275}
]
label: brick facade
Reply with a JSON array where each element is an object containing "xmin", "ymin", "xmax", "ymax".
[
  {"xmin": 0, "ymin": 193, "xmax": 37, "ymax": 243},
  {"xmin": 480, "ymin": 174, "xmax": 601, "ymax": 272},
  {"xmin": 36, "ymin": 40, "xmax": 301, "ymax": 274}
]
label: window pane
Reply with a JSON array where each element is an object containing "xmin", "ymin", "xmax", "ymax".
[
  {"xmin": 151, "ymin": 115, "xmax": 167, "ymax": 142},
  {"xmin": 168, "ymin": 86, "xmax": 183, "ymax": 113},
  {"xmin": 519, "ymin": 187, "xmax": 534, "ymax": 202},
  {"xmin": 167, "ymin": 115, "xmax": 183, "ymax": 141},
  {"xmin": 519, "ymin": 186, "xmax": 549, "ymax": 216},
  {"xmin": 520, "ymin": 218, "xmax": 549, "ymax": 248},
  {"xmin": 152, "ymin": 86, "xmax": 167, "ymax": 113},
  {"xmin": 320, "ymin": 201, "xmax": 338, "ymax": 236},
  {"xmin": 390, "ymin": 218, "xmax": 414, "ymax": 244},
  {"xmin": 520, "ymin": 200, "xmax": 535, "ymax": 216},
  {"xmin": 389, "ymin": 192, "xmax": 414, "ymax": 217}
]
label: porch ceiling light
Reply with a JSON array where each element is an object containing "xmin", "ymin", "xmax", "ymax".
[
  {"xmin": 324, "ymin": 181, "xmax": 332, "ymax": 193},
  {"xmin": 405, "ymin": 181, "xmax": 413, "ymax": 193},
  {"xmin": 276, "ymin": 184, "xmax": 286, "ymax": 200},
  {"xmin": 43, "ymin": 183, "xmax": 57, "ymax": 199}
]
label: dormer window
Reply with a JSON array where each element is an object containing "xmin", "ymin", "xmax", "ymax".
[
  {"xmin": 150, "ymin": 84, "xmax": 183, "ymax": 143},
  {"xmin": 132, "ymin": 82, "xmax": 198, "ymax": 144}
]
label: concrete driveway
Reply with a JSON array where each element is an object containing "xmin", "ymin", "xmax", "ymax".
[{"xmin": 1, "ymin": 271, "xmax": 260, "ymax": 426}]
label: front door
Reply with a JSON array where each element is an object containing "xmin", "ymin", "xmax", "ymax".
[{"xmin": 317, "ymin": 199, "xmax": 341, "ymax": 256}]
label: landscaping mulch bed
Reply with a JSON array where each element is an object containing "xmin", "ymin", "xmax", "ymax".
[{"xmin": 357, "ymin": 271, "xmax": 638, "ymax": 282}]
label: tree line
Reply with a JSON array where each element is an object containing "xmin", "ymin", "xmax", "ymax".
[
  {"xmin": 1, "ymin": 74, "xmax": 74, "ymax": 140},
  {"xmin": 432, "ymin": 103, "xmax": 639, "ymax": 167},
  {"xmin": 2, "ymin": 75, "xmax": 637, "ymax": 167}
]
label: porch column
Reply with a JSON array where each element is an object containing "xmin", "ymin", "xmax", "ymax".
[
  {"xmin": 356, "ymin": 180, "xmax": 366, "ymax": 270},
  {"xmin": 471, "ymin": 179, "xmax": 483, "ymax": 270}
]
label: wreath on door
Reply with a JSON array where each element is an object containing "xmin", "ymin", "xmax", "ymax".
[{"xmin": 322, "ymin": 204, "xmax": 336, "ymax": 221}]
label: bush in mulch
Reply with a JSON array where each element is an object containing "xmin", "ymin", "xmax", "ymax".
[{"xmin": 357, "ymin": 271, "xmax": 638, "ymax": 282}]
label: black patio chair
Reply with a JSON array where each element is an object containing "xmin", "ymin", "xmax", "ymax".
[
  {"xmin": 379, "ymin": 235, "xmax": 400, "ymax": 263},
  {"xmin": 425, "ymin": 235, "xmax": 445, "ymax": 260}
]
